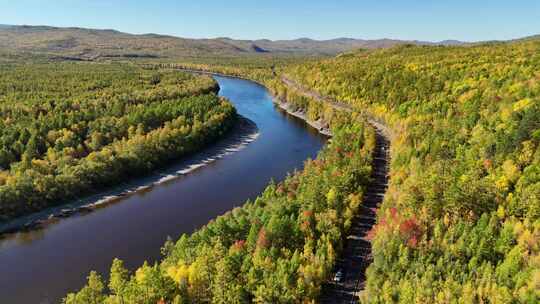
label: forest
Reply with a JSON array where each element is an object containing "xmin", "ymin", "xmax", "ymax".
[
  {"xmin": 144, "ymin": 55, "xmax": 319, "ymax": 85},
  {"xmin": 2, "ymin": 36, "xmax": 536, "ymax": 303},
  {"xmin": 64, "ymin": 115, "xmax": 375, "ymax": 303},
  {"xmin": 64, "ymin": 38, "xmax": 540, "ymax": 303},
  {"xmin": 286, "ymin": 39, "xmax": 540, "ymax": 302},
  {"xmin": 0, "ymin": 63, "xmax": 237, "ymax": 221}
]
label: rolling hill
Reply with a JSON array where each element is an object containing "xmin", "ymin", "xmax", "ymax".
[{"xmin": 0, "ymin": 24, "xmax": 464, "ymax": 60}]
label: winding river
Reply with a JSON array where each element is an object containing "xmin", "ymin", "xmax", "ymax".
[{"xmin": 0, "ymin": 76, "xmax": 327, "ymax": 303}]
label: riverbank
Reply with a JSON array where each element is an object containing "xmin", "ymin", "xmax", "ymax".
[
  {"xmin": 280, "ymin": 75, "xmax": 394, "ymax": 140},
  {"xmin": 274, "ymin": 100, "xmax": 332, "ymax": 136},
  {"xmin": 0, "ymin": 117, "xmax": 259, "ymax": 236},
  {"xmin": 171, "ymin": 67, "xmax": 334, "ymax": 136}
]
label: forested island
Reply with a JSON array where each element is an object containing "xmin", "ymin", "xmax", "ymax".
[{"xmin": 0, "ymin": 63, "xmax": 237, "ymax": 221}]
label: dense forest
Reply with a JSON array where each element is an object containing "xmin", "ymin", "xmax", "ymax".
[
  {"xmin": 144, "ymin": 55, "xmax": 318, "ymax": 85},
  {"xmin": 28, "ymin": 38, "xmax": 540, "ymax": 303},
  {"xmin": 286, "ymin": 40, "xmax": 540, "ymax": 302},
  {"xmin": 0, "ymin": 63, "xmax": 237, "ymax": 221},
  {"xmin": 64, "ymin": 115, "xmax": 375, "ymax": 303}
]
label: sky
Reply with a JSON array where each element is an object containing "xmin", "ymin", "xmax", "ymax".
[{"xmin": 1, "ymin": 0, "xmax": 539, "ymax": 42}]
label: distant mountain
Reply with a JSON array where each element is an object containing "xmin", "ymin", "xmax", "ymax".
[
  {"xmin": 0, "ymin": 24, "xmax": 468, "ymax": 60},
  {"xmin": 437, "ymin": 39, "xmax": 466, "ymax": 46},
  {"xmin": 515, "ymin": 34, "xmax": 540, "ymax": 41}
]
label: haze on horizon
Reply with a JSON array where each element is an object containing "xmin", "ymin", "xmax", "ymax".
[{"xmin": 1, "ymin": 0, "xmax": 539, "ymax": 42}]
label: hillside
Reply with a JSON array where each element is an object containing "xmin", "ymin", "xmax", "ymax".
[
  {"xmin": 0, "ymin": 25, "xmax": 464, "ymax": 60},
  {"xmin": 284, "ymin": 39, "xmax": 540, "ymax": 302}
]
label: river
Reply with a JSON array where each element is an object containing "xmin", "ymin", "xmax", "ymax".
[{"xmin": 0, "ymin": 76, "xmax": 327, "ymax": 303}]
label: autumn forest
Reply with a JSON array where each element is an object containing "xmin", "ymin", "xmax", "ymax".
[{"xmin": 0, "ymin": 14, "xmax": 539, "ymax": 304}]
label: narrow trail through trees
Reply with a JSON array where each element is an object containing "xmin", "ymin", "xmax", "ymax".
[
  {"xmin": 281, "ymin": 76, "xmax": 391, "ymax": 304},
  {"xmin": 320, "ymin": 133, "xmax": 389, "ymax": 304}
]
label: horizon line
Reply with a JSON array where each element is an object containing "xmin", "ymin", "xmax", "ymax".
[{"xmin": 0, "ymin": 23, "xmax": 499, "ymax": 44}]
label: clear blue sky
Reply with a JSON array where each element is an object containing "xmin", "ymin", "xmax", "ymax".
[{"xmin": 1, "ymin": 0, "xmax": 539, "ymax": 41}]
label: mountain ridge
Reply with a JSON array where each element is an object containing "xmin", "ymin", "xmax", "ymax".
[
  {"xmin": 0, "ymin": 24, "xmax": 490, "ymax": 60},
  {"xmin": 0, "ymin": 25, "xmax": 468, "ymax": 60}
]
